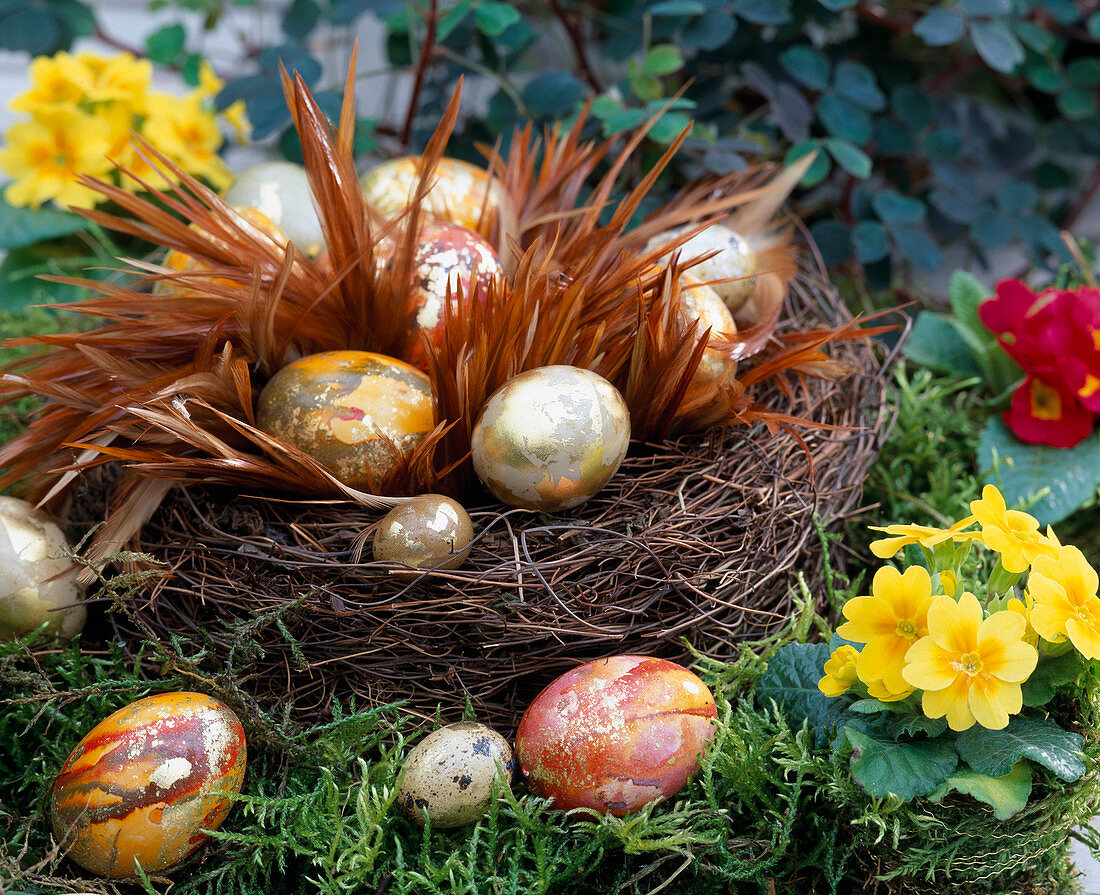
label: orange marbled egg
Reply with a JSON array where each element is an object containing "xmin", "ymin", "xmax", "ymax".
[
  {"xmin": 360, "ymin": 156, "xmax": 505, "ymax": 234},
  {"xmin": 50, "ymin": 691, "xmax": 246, "ymax": 879},
  {"xmin": 256, "ymin": 351, "xmax": 435, "ymax": 490}
]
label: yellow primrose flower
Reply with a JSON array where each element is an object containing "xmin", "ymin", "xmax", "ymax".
[
  {"xmin": 223, "ymin": 99, "xmax": 252, "ymax": 144},
  {"xmin": 8, "ymin": 52, "xmax": 88, "ymax": 112},
  {"xmin": 73, "ymin": 52, "xmax": 152, "ymax": 111},
  {"xmin": 818, "ymin": 645, "xmax": 859, "ymax": 697},
  {"xmin": 866, "ymin": 678, "xmax": 914, "ymax": 702},
  {"xmin": 836, "ymin": 565, "xmax": 934, "ymax": 695},
  {"xmin": 939, "ymin": 569, "xmax": 959, "ymax": 597},
  {"xmin": 903, "ymin": 594, "xmax": 1038, "ymax": 731},
  {"xmin": 194, "ymin": 61, "xmax": 224, "ymax": 101},
  {"xmin": 868, "ymin": 517, "xmax": 978, "ymax": 559},
  {"xmin": 142, "ymin": 94, "xmax": 231, "ymax": 188},
  {"xmin": 1028, "ymin": 545, "xmax": 1100, "ymax": 658},
  {"xmin": 1007, "ymin": 596, "xmax": 1039, "ymax": 648},
  {"xmin": 970, "ymin": 484, "xmax": 1055, "ymax": 573},
  {"xmin": 0, "ymin": 107, "xmax": 113, "ymax": 208}
]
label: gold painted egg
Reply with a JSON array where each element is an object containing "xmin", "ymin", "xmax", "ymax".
[
  {"xmin": 397, "ymin": 722, "xmax": 514, "ymax": 828},
  {"xmin": 404, "ymin": 221, "xmax": 504, "ymax": 370},
  {"xmin": 679, "ymin": 273, "xmax": 740, "ymax": 403},
  {"xmin": 50, "ymin": 691, "xmax": 246, "ymax": 879},
  {"xmin": 0, "ymin": 495, "xmax": 85, "ymax": 642},
  {"xmin": 647, "ymin": 223, "xmax": 758, "ymax": 313},
  {"xmin": 373, "ymin": 494, "xmax": 474, "ymax": 570},
  {"xmin": 470, "ymin": 366, "xmax": 631, "ymax": 512},
  {"xmin": 223, "ymin": 161, "xmax": 325, "ymax": 255},
  {"xmin": 256, "ymin": 351, "xmax": 435, "ymax": 490},
  {"xmin": 360, "ymin": 156, "xmax": 504, "ymax": 233}
]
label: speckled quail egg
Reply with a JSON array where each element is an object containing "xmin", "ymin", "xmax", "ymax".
[
  {"xmin": 372, "ymin": 495, "xmax": 474, "ymax": 570},
  {"xmin": 397, "ymin": 722, "xmax": 514, "ymax": 828},
  {"xmin": 646, "ymin": 223, "xmax": 758, "ymax": 314},
  {"xmin": 0, "ymin": 496, "xmax": 86, "ymax": 641}
]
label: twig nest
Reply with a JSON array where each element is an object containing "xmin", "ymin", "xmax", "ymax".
[
  {"xmin": 372, "ymin": 494, "xmax": 474, "ymax": 570},
  {"xmin": 0, "ymin": 495, "xmax": 85, "ymax": 642},
  {"xmin": 397, "ymin": 722, "xmax": 514, "ymax": 828},
  {"xmin": 402, "ymin": 222, "xmax": 504, "ymax": 371},
  {"xmin": 360, "ymin": 156, "xmax": 504, "ymax": 232},
  {"xmin": 256, "ymin": 351, "xmax": 434, "ymax": 489},
  {"xmin": 648, "ymin": 223, "xmax": 757, "ymax": 314},
  {"xmin": 223, "ymin": 160, "xmax": 325, "ymax": 255},
  {"xmin": 470, "ymin": 366, "xmax": 631, "ymax": 512},
  {"xmin": 515, "ymin": 656, "xmax": 717, "ymax": 815},
  {"xmin": 50, "ymin": 691, "xmax": 246, "ymax": 879}
]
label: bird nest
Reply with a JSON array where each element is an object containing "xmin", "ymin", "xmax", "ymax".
[
  {"xmin": 1, "ymin": 63, "xmax": 897, "ymax": 724},
  {"xmin": 74, "ymin": 276, "xmax": 892, "ymax": 725}
]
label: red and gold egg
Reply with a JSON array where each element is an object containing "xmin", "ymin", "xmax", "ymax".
[
  {"xmin": 360, "ymin": 155, "xmax": 505, "ymax": 234},
  {"xmin": 256, "ymin": 351, "xmax": 435, "ymax": 490},
  {"xmin": 515, "ymin": 656, "xmax": 717, "ymax": 816},
  {"xmin": 50, "ymin": 692, "xmax": 246, "ymax": 879}
]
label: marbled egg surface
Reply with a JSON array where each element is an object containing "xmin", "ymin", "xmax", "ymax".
[
  {"xmin": 515, "ymin": 656, "xmax": 717, "ymax": 816},
  {"xmin": 397, "ymin": 722, "xmax": 514, "ymax": 828},
  {"xmin": 373, "ymin": 494, "xmax": 474, "ymax": 570},
  {"xmin": 647, "ymin": 223, "xmax": 757, "ymax": 313},
  {"xmin": 256, "ymin": 351, "xmax": 435, "ymax": 490},
  {"xmin": 50, "ymin": 692, "xmax": 246, "ymax": 879},
  {"xmin": 360, "ymin": 156, "xmax": 504, "ymax": 233}
]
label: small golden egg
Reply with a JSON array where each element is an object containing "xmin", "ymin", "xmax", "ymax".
[
  {"xmin": 470, "ymin": 366, "xmax": 631, "ymax": 512},
  {"xmin": 256, "ymin": 351, "xmax": 434, "ymax": 490},
  {"xmin": 360, "ymin": 156, "xmax": 504, "ymax": 233},
  {"xmin": 223, "ymin": 161, "xmax": 325, "ymax": 255},
  {"xmin": 0, "ymin": 496, "xmax": 85, "ymax": 642},
  {"xmin": 647, "ymin": 223, "xmax": 758, "ymax": 313},
  {"xmin": 679, "ymin": 273, "xmax": 740, "ymax": 403},
  {"xmin": 373, "ymin": 494, "xmax": 474, "ymax": 570}
]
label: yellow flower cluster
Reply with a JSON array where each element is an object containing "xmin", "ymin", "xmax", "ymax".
[
  {"xmin": 820, "ymin": 484, "xmax": 1097, "ymax": 732},
  {"xmin": 0, "ymin": 51, "xmax": 249, "ymax": 210}
]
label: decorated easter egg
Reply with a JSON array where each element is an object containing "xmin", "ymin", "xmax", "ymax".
[
  {"xmin": 373, "ymin": 494, "xmax": 474, "ymax": 570},
  {"xmin": 0, "ymin": 496, "xmax": 85, "ymax": 642},
  {"xmin": 647, "ymin": 223, "xmax": 757, "ymax": 313},
  {"xmin": 403, "ymin": 222, "xmax": 504, "ymax": 369},
  {"xmin": 397, "ymin": 722, "xmax": 514, "ymax": 828},
  {"xmin": 256, "ymin": 351, "xmax": 435, "ymax": 490},
  {"xmin": 470, "ymin": 366, "xmax": 631, "ymax": 512},
  {"xmin": 678, "ymin": 273, "xmax": 740, "ymax": 403},
  {"xmin": 515, "ymin": 656, "xmax": 717, "ymax": 816},
  {"xmin": 223, "ymin": 161, "xmax": 325, "ymax": 255},
  {"xmin": 50, "ymin": 691, "xmax": 246, "ymax": 879},
  {"xmin": 155, "ymin": 207, "xmax": 290, "ymax": 294},
  {"xmin": 360, "ymin": 156, "xmax": 505, "ymax": 233}
]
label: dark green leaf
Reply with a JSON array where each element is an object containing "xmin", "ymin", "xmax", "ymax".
[
  {"xmin": 731, "ymin": 0, "xmax": 791, "ymax": 26},
  {"xmin": 772, "ymin": 84, "xmax": 812, "ymax": 142},
  {"xmin": 816, "ymin": 94, "xmax": 872, "ymax": 145},
  {"xmin": 601, "ymin": 108, "xmax": 647, "ymax": 136},
  {"xmin": 904, "ymin": 312, "xmax": 982, "ymax": 377},
  {"xmin": 892, "ymin": 225, "xmax": 942, "ymax": 271},
  {"xmin": 887, "ymin": 713, "xmax": 949, "ymax": 739},
  {"xmin": 914, "ymin": 8, "xmax": 965, "ymax": 46},
  {"xmin": 930, "ymin": 762, "xmax": 1032, "ymax": 819},
  {"xmin": 647, "ymin": 111, "xmax": 693, "ymax": 143},
  {"xmin": 1089, "ymin": 11, "xmax": 1100, "ymax": 39},
  {"xmin": 682, "ymin": 9, "xmax": 735, "ymax": 50},
  {"xmin": 755, "ymin": 643, "xmax": 855, "ymax": 749},
  {"xmin": 959, "ymin": 0, "xmax": 1011, "ymax": 15},
  {"xmin": 845, "ymin": 729, "xmax": 958, "ymax": 801},
  {"xmin": 779, "ymin": 45, "xmax": 830, "ymax": 91},
  {"xmin": 823, "ymin": 137, "xmax": 871, "ymax": 178},
  {"xmin": 980, "ymin": 419, "xmax": 1100, "ymax": 526},
  {"xmin": 1026, "ymin": 62, "xmax": 1065, "ymax": 94},
  {"xmin": 522, "ymin": 70, "xmax": 584, "ymax": 117},
  {"xmin": 0, "ymin": 246, "xmax": 96, "ymax": 311},
  {"xmin": 995, "ymin": 180, "xmax": 1039, "ymax": 215},
  {"xmin": 437, "ymin": 0, "xmax": 472, "ymax": 40},
  {"xmin": 0, "ymin": 6, "xmax": 62, "ymax": 54},
  {"xmin": 972, "ymin": 207, "xmax": 1013, "ymax": 250},
  {"xmin": 1058, "ymin": 87, "xmax": 1100, "ymax": 120},
  {"xmin": 833, "ymin": 60, "xmax": 886, "ymax": 111},
  {"xmin": 849, "ymin": 699, "xmax": 891, "ymax": 714},
  {"xmin": 930, "ymin": 188, "xmax": 978, "ymax": 224},
  {"xmin": 0, "ymin": 187, "xmax": 90, "ymax": 250},
  {"xmin": 872, "ymin": 190, "xmax": 925, "ymax": 224},
  {"xmin": 969, "ymin": 20, "xmax": 1025, "ymax": 74},
  {"xmin": 948, "ymin": 269, "xmax": 991, "ymax": 343},
  {"xmin": 642, "ymin": 44, "xmax": 683, "ymax": 76},
  {"xmin": 785, "ymin": 141, "xmax": 830, "ymax": 188},
  {"xmin": 892, "ymin": 86, "xmax": 933, "ymax": 131},
  {"xmin": 851, "ymin": 220, "xmax": 889, "ymax": 263},
  {"xmin": 1012, "ymin": 21, "xmax": 1058, "ymax": 54},
  {"xmin": 475, "ymin": 2, "xmax": 520, "ymax": 37},
  {"xmin": 1068, "ymin": 58, "xmax": 1100, "ymax": 87},
  {"xmin": 816, "ymin": 0, "xmax": 856, "ymax": 9},
  {"xmin": 50, "ymin": 0, "xmax": 96, "ymax": 38},
  {"xmin": 956, "ymin": 715, "xmax": 1085, "ymax": 781},
  {"xmin": 282, "ymin": 0, "xmax": 321, "ymax": 37},
  {"xmin": 1022, "ymin": 653, "xmax": 1084, "ymax": 707},
  {"xmin": 649, "ymin": 0, "xmax": 705, "ymax": 15},
  {"xmin": 809, "ymin": 220, "xmax": 851, "ymax": 266},
  {"xmin": 145, "ymin": 23, "xmax": 185, "ymax": 64}
]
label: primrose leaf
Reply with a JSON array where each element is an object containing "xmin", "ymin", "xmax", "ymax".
[
  {"xmin": 845, "ymin": 728, "xmax": 958, "ymax": 800},
  {"xmin": 0, "ymin": 187, "xmax": 90, "ymax": 250},
  {"xmin": 929, "ymin": 761, "xmax": 1032, "ymax": 819},
  {"xmin": 955, "ymin": 715, "xmax": 1085, "ymax": 781},
  {"xmin": 755, "ymin": 643, "xmax": 856, "ymax": 749}
]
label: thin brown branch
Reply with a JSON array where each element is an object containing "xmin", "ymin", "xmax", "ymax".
[
  {"xmin": 548, "ymin": 0, "xmax": 602, "ymax": 93},
  {"xmin": 401, "ymin": 0, "xmax": 440, "ymax": 150}
]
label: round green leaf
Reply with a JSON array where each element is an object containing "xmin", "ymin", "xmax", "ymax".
[
  {"xmin": 785, "ymin": 141, "xmax": 830, "ymax": 187},
  {"xmin": 823, "ymin": 137, "xmax": 872, "ymax": 179},
  {"xmin": 914, "ymin": 8, "xmax": 965, "ymax": 47},
  {"xmin": 779, "ymin": 45, "xmax": 830, "ymax": 91},
  {"xmin": 816, "ymin": 93, "xmax": 872, "ymax": 145},
  {"xmin": 833, "ymin": 60, "xmax": 886, "ymax": 111},
  {"xmin": 969, "ymin": 20, "xmax": 1025, "ymax": 74},
  {"xmin": 522, "ymin": 70, "xmax": 585, "ymax": 116},
  {"xmin": 475, "ymin": 2, "xmax": 521, "ymax": 37},
  {"xmin": 642, "ymin": 44, "xmax": 684, "ymax": 76},
  {"xmin": 851, "ymin": 220, "xmax": 889, "ymax": 263},
  {"xmin": 872, "ymin": 190, "xmax": 925, "ymax": 224}
]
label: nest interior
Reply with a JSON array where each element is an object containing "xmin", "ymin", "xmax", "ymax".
[{"xmin": 89, "ymin": 278, "xmax": 894, "ymax": 727}]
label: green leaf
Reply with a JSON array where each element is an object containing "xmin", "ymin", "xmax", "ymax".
[
  {"xmin": 731, "ymin": 0, "xmax": 791, "ymax": 25},
  {"xmin": 833, "ymin": 60, "xmax": 886, "ymax": 112},
  {"xmin": 930, "ymin": 762, "xmax": 1032, "ymax": 820},
  {"xmin": 979, "ymin": 418, "xmax": 1100, "ymax": 526},
  {"xmin": 915, "ymin": 9, "xmax": 966, "ymax": 46},
  {"xmin": 779, "ymin": 45, "xmax": 830, "ymax": 91},
  {"xmin": 0, "ymin": 246, "xmax": 95, "ymax": 311},
  {"xmin": 522, "ymin": 70, "xmax": 584, "ymax": 116},
  {"xmin": 845, "ymin": 728, "xmax": 958, "ymax": 801},
  {"xmin": 816, "ymin": 94, "xmax": 872, "ymax": 145},
  {"xmin": 892, "ymin": 225, "xmax": 942, "ymax": 272},
  {"xmin": 850, "ymin": 220, "xmax": 889, "ymax": 263},
  {"xmin": 647, "ymin": 111, "xmax": 693, "ymax": 144},
  {"xmin": 641, "ymin": 44, "xmax": 684, "ymax": 77},
  {"xmin": 475, "ymin": 2, "xmax": 520, "ymax": 37},
  {"xmin": 437, "ymin": 0, "xmax": 473, "ymax": 40},
  {"xmin": 956, "ymin": 715, "xmax": 1086, "ymax": 781},
  {"xmin": 948, "ymin": 269, "xmax": 992, "ymax": 345},
  {"xmin": 823, "ymin": 138, "xmax": 872, "ymax": 179},
  {"xmin": 1022, "ymin": 652, "xmax": 1084, "ymax": 707},
  {"xmin": 872, "ymin": 190, "xmax": 925, "ymax": 225},
  {"xmin": 903, "ymin": 312, "xmax": 982, "ymax": 377},
  {"xmin": 755, "ymin": 643, "xmax": 856, "ymax": 749},
  {"xmin": 282, "ymin": 0, "xmax": 321, "ymax": 37},
  {"xmin": 0, "ymin": 187, "xmax": 89, "ymax": 250},
  {"xmin": 145, "ymin": 23, "xmax": 185, "ymax": 64},
  {"xmin": 648, "ymin": 0, "xmax": 705, "ymax": 15},
  {"xmin": 786, "ymin": 141, "xmax": 830, "ymax": 188},
  {"xmin": 887, "ymin": 713, "xmax": 949, "ymax": 739},
  {"xmin": 1058, "ymin": 87, "xmax": 1100, "ymax": 120},
  {"xmin": 969, "ymin": 19, "xmax": 1025, "ymax": 73},
  {"xmin": 849, "ymin": 699, "xmax": 891, "ymax": 714},
  {"xmin": 601, "ymin": 108, "xmax": 648, "ymax": 136}
]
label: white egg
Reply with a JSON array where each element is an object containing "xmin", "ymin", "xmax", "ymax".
[
  {"xmin": 647, "ymin": 223, "xmax": 758, "ymax": 313},
  {"xmin": 223, "ymin": 161, "xmax": 325, "ymax": 256}
]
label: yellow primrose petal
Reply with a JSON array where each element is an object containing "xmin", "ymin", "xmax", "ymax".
[
  {"xmin": 869, "ymin": 535, "xmax": 912, "ymax": 559},
  {"xmin": 196, "ymin": 61, "xmax": 224, "ymax": 99},
  {"xmin": 1066, "ymin": 606, "xmax": 1100, "ymax": 659},
  {"xmin": 9, "ymin": 52, "xmax": 88, "ymax": 111},
  {"xmin": 970, "ymin": 484, "xmax": 1010, "ymax": 526},
  {"xmin": 872, "ymin": 565, "xmax": 933, "ymax": 623},
  {"xmin": 902, "ymin": 636, "xmax": 959, "ymax": 691},
  {"xmin": 968, "ymin": 675, "xmax": 1020, "ymax": 731},
  {"xmin": 818, "ymin": 645, "xmax": 859, "ymax": 697},
  {"xmin": 223, "ymin": 99, "xmax": 251, "ymax": 144},
  {"xmin": 1007, "ymin": 596, "xmax": 1039, "ymax": 647},
  {"xmin": 836, "ymin": 596, "xmax": 897, "ymax": 643},
  {"xmin": 927, "ymin": 593, "xmax": 977, "ymax": 655},
  {"xmin": 865, "ymin": 678, "xmax": 914, "ymax": 702},
  {"xmin": 922, "ymin": 676, "xmax": 975, "ymax": 730},
  {"xmin": 856, "ymin": 634, "xmax": 911, "ymax": 694}
]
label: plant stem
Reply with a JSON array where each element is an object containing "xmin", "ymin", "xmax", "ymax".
[
  {"xmin": 548, "ymin": 0, "xmax": 602, "ymax": 93},
  {"xmin": 401, "ymin": 0, "xmax": 439, "ymax": 151},
  {"xmin": 1062, "ymin": 164, "xmax": 1100, "ymax": 233}
]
